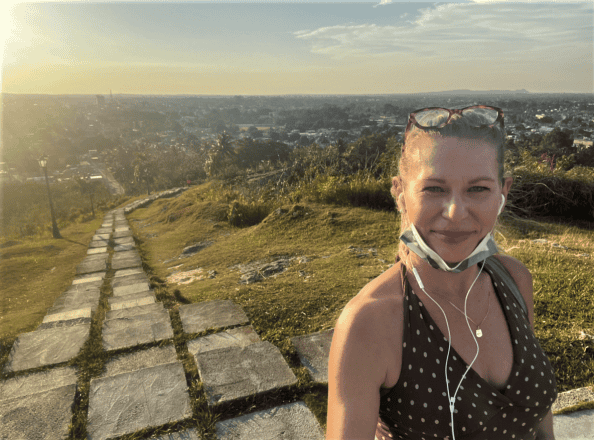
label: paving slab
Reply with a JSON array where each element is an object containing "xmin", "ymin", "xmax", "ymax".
[
  {"xmin": 150, "ymin": 428, "xmax": 201, "ymax": 440},
  {"xmin": 72, "ymin": 272, "xmax": 106, "ymax": 284},
  {"xmin": 112, "ymin": 249, "xmax": 140, "ymax": 260},
  {"xmin": 113, "ymin": 282, "xmax": 151, "ymax": 297},
  {"xmin": 87, "ymin": 362, "xmax": 192, "ymax": 440},
  {"xmin": 215, "ymin": 401, "xmax": 325, "ymax": 440},
  {"xmin": 76, "ymin": 255, "xmax": 109, "ymax": 275},
  {"xmin": 113, "ymin": 236, "xmax": 135, "ymax": 244},
  {"xmin": 290, "ymin": 329, "xmax": 333, "ymax": 383},
  {"xmin": 111, "ymin": 257, "xmax": 143, "ymax": 270},
  {"xmin": 101, "ymin": 345, "xmax": 178, "ymax": 378},
  {"xmin": 102, "ymin": 319, "xmax": 173, "ymax": 352},
  {"xmin": 105, "ymin": 302, "xmax": 165, "ymax": 320},
  {"xmin": 87, "ymin": 246, "xmax": 109, "ymax": 255},
  {"xmin": 108, "ymin": 292, "xmax": 155, "ymax": 310},
  {"xmin": 193, "ymin": 341, "xmax": 297, "ymax": 406},
  {"xmin": 554, "ymin": 409, "xmax": 594, "ymax": 439},
  {"xmin": 42, "ymin": 307, "xmax": 92, "ymax": 324},
  {"xmin": 112, "ymin": 273, "xmax": 149, "ymax": 288},
  {"xmin": 49, "ymin": 288, "xmax": 101, "ymax": 312},
  {"xmin": 4, "ymin": 324, "xmax": 91, "ymax": 373},
  {"xmin": 0, "ymin": 385, "xmax": 78, "ymax": 439},
  {"xmin": 114, "ymin": 244, "xmax": 136, "ymax": 252},
  {"xmin": 187, "ymin": 326, "xmax": 261, "ymax": 355},
  {"xmin": 95, "ymin": 227, "xmax": 112, "ymax": 234},
  {"xmin": 38, "ymin": 317, "xmax": 93, "ymax": 331},
  {"xmin": 94, "ymin": 233, "xmax": 111, "ymax": 240},
  {"xmin": 0, "ymin": 366, "xmax": 78, "ymax": 399},
  {"xmin": 553, "ymin": 387, "xmax": 594, "ymax": 412},
  {"xmin": 114, "ymin": 226, "xmax": 131, "ymax": 232},
  {"xmin": 179, "ymin": 300, "xmax": 250, "ymax": 334},
  {"xmin": 113, "ymin": 229, "xmax": 134, "ymax": 238},
  {"xmin": 114, "ymin": 267, "xmax": 145, "ymax": 278}
]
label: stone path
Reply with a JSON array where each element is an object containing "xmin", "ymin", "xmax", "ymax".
[{"xmin": 1, "ymin": 193, "xmax": 591, "ymax": 439}]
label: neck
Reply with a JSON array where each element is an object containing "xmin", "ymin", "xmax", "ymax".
[{"xmin": 404, "ymin": 252, "xmax": 484, "ymax": 301}]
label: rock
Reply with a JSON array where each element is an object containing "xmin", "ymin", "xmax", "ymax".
[{"xmin": 179, "ymin": 241, "xmax": 214, "ymax": 259}]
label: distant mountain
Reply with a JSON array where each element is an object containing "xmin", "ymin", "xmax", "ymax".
[{"xmin": 425, "ymin": 89, "xmax": 530, "ymax": 95}]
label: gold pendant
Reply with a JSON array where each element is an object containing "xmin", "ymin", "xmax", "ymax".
[{"xmin": 476, "ymin": 328, "xmax": 483, "ymax": 338}]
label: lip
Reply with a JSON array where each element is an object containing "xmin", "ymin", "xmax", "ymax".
[{"xmin": 433, "ymin": 230, "xmax": 474, "ymax": 243}]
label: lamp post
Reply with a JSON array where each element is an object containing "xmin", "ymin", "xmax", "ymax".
[{"xmin": 38, "ymin": 154, "xmax": 62, "ymax": 239}]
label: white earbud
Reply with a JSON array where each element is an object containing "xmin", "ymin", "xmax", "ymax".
[{"xmin": 498, "ymin": 194, "xmax": 505, "ymax": 215}]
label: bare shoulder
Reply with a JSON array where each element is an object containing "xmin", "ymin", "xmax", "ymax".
[
  {"xmin": 339, "ymin": 262, "xmax": 405, "ymax": 326},
  {"xmin": 493, "ymin": 254, "xmax": 535, "ymax": 323}
]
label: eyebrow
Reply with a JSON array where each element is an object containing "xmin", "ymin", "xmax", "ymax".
[{"xmin": 424, "ymin": 177, "xmax": 496, "ymax": 184}]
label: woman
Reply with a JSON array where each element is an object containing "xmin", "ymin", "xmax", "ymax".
[{"xmin": 326, "ymin": 106, "xmax": 557, "ymax": 440}]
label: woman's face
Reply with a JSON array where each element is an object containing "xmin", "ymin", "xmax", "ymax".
[{"xmin": 395, "ymin": 135, "xmax": 513, "ymax": 264}]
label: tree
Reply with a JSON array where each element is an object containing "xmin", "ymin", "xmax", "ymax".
[
  {"xmin": 204, "ymin": 132, "xmax": 236, "ymax": 177},
  {"xmin": 75, "ymin": 176, "xmax": 101, "ymax": 217}
]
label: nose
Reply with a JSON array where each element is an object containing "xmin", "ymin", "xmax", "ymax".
[{"xmin": 443, "ymin": 196, "xmax": 468, "ymax": 221}]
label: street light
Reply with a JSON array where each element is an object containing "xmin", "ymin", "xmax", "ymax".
[{"xmin": 38, "ymin": 154, "xmax": 62, "ymax": 239}]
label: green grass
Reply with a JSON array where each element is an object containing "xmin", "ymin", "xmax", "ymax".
[{"xmin": 0, "ymin": 217, "xmax": 104, "ymax": 340}]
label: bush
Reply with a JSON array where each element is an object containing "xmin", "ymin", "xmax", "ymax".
[
  {"xmin": 227, "ymin": 199, "xmax": 272, "ymax": 227},
  {"xmin": 508, "ymin": 151, "xmax": 594, "ymax": 222}
]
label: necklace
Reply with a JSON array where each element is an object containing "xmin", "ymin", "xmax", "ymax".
[
  {"xmin": 432, "ymin": 288, "xmax": 491, "ymax": 338},
  {"xmin": 414, "ymin": 274, "xmax": 492, "ymax": 338}
]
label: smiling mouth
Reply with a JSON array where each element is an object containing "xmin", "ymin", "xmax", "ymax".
[{"xmin": 433, "ymin": 231, "xmax": 474, "ymax": 243}]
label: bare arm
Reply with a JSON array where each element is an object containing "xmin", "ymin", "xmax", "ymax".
[
  {"xmin": 496, "ymin": 255, "xmax": 556, "ymax": 440},
  {"xmin": 326, "ymin": 300, "xmax": 391, "ymax": 440}
]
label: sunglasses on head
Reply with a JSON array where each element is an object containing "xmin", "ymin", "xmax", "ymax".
[{"xmin": 403, "ymin": 105, "xmax": 505, "ymax": 152}]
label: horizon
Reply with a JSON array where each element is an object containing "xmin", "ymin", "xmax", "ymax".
[{"xmin": 2, "ymin": 1, "xmax": 593, "ymax": 95}]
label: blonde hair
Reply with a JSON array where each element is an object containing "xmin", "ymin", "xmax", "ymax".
[{"xmin": 393, "ymin": 110, "xmax": 509, "ymax": 264}]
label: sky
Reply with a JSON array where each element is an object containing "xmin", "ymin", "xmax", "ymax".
[{"xmin": 1, "ymin": 0, "xmax": 593, "ymax": 95}]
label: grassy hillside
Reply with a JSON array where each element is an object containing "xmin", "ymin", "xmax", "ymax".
[
  {"xmin": 125, "ymin": 182, "xmax": 593, "ymax": 428},
  {"xmin": 1, "ymin": 180, "xmax": 593, "ymax": 434}
]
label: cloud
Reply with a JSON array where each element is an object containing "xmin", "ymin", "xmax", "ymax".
[{"xmin": 295, "ymin": 2, "xmax": 592, "ymax": 61}]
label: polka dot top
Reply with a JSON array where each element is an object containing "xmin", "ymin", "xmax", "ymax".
[{"xmin": 375, "ymin": 259, "xmax": 557, "ymax": 440}]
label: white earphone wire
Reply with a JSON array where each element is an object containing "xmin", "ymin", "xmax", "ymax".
[{"xmin": 411, "ymin": 260, "xmax": 485, "ymax": 440}]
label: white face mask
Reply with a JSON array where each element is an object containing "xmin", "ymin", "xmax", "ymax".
[{"xmin": 399, "ymin": 195, "xmax": 504, "ymax": 273}]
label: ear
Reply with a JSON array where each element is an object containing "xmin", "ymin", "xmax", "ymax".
[
  {"xmin": 501, "ymin": 176, "xmax": 513, "ymax": 202},
  {"xmin": 392, "ymin": 176, "xmax": 405, "ymax": 211}
]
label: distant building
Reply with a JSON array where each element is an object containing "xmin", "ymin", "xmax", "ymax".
[
  {"xmin": 573, "ymin": 139, "xmax": 594, "ymax": 151},
  {"xmin": 96, "ymin": 95, "xmax": 105, "ymax": 108}
]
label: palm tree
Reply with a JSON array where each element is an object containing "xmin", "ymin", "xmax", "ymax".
[{"xmin": 205, "ymin": 132, "xmax": 236, "ymax": 177}]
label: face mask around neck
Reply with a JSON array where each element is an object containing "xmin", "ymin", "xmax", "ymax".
[{"xmin": 399, "ymin": 222, "xmax": 499, "ymax": 273}]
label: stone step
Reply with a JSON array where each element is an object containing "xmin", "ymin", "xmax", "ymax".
[
  {"xmin": 215, "ymin": 401, "xmax": 324, "ymax": 440},
  {"xmin": 72, "ymin": 272, "xmax": 106, "ymax": 285},
  {"xmin": 113, "ymin": 267, "xmax": 145, "ymax": 278},
  {"xmin": 101, "ymin": 345, "xmax": 178, "ymax": 378},
  {"xmin": 187, "ymin": 325, "xmax": 261, "ymax": 355},
  {"xmin": 102, "ymin": 311, "xmax": 173, "ymax": 351},
  {"xmin": 105, "ymin": 302, "xmax": 165, "ymax": 321},
  {"xmin": 111, "ymin": 273, "xmax": 149, "ymax": 288},
  {"xmin": 108, "ymin": 292, "xmax": 155, "ymax": 311},
  {"xmin": 87, "ymin": 362, "xmax": 192, "ymax": 440},
  {"xmin": 193, "ymin": 341, "xmax": 298, "ymax": 407},
  {"xmin": 179, "ymin": 300, "xmax": 250, "ymax": 334},
  {"xmin": 291, "ymin": 329, "xmax": 334, "ymax": 384},
  {"xmin": 150, "ymin": 428, "xmax": 201, "ymax": 440},
  {"xmin": 554, "ymin": 409, "xmax": 594, "ymax": 439},
  {"xmin": 0, "ymin": 367, "xmax": 79, "ymax": 440},
  {"xmin": 112, "ymin": 282, "xmax": 151, "ymax": 297},
  {"xmin": 4, "ymin": 324, "xmax": 91, "ymax": 373}
]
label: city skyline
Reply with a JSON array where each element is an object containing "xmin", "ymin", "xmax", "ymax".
[{"xmin": 2, "ymin": 1, "xmax": 593, "ymax": 95}]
